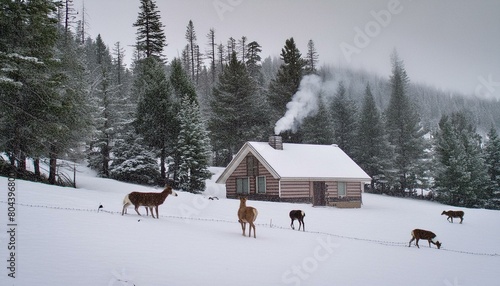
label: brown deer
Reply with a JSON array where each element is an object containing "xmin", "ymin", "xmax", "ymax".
[
  {"xmin": 441, "ymin": 210, "xmax": 464, "ymax": 224},
  {"xmin": 408, "ymin": 229, "xmax": 442, "ymax": 249},
  {"xmin": 237, "ymin": 197, "xmax": 258, "ymax": 238},
  {"xmin": 121, "ymin": 186, "xmax": 178, "ymax": 219},
  {"xmin": 289, "ymin": 210, "xmax": 305, "ymax": 231}
]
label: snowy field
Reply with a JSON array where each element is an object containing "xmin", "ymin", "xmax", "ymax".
[{"xmin": 1, "ymin": 164, "xmax": 499, "ymax": 286}]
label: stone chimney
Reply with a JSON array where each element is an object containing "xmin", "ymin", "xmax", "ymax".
[{"xmin": 268, "ymin": 135, "xmax": 283, "ymax": 150}]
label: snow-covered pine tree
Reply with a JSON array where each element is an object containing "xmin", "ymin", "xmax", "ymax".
[
  {"xmin": 304, "ymin": 39, "xmax": 319, "ymax": 75},
  {"xmin": 385, "ymin": 50, "xmax": 426, "ymax": 195},
  {"xmin": 134, "ymin": 57, "xmax": 175, "ymax": 181},
  {"xmin": 133, "ymin": 0, "xmax": 166, "ymax": 60},
  {"xmin": 268, "ymin": 37, "xmax": 305, "ymax": 143},
  {"xmin": 209, "ymin": 51, "xmax": 268, "ymax": 166},
  {"xmin": 109, "ymin": 130, "xmax": 160, "ymax": 185},
  {"xmin": 176, "ymin": 96, "xmax": 212, "ymax": 193},
  {"xmin": 185, "ymin": 20, "xmax": 197, "ymax": 82},
  {"xmin": 433, "ymin": 112, "xmax": 489, "ymax": 207},
  {"xmin": 355, "ymin": 84, "xmax": 393, "ymax": 192},
  {"xmin": 484, "ymin": 126, "xmax": 500, "ymax": 209},
  {"xmin": 301, "ymin": 95, "xmax": 333, "ymax": 144},
  {"xmin": 245, "ymin": 40, "xmax": 264, "ymax": 86},
  {"xmin": 330, "ymin": 81, "xmax": 358, "ymax": 157},
  {"xmin": 86, "ymin": 35, "xmax": 121, "ymax": 177},
  {"xmin": 0, "ymin": 0, "xmax": 60, "ymax": 171}
]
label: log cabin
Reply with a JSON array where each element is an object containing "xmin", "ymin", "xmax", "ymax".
[{"xmin": 216, "ymin": 136, "xmax": 371, "ymax": 208}]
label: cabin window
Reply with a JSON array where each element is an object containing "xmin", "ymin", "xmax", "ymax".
[
  {"xmin": 246, "ymin": 156, "xmax": 258, "ymax": 176},
  {"xmin": 236, "ymin": 178, "xmax": 249, "ymax": 194},
  {"xmin": 338, "ymin": 182, "xmax": 346, "ymax": 197},
  {"xmin": 256, "ymin": 176, "xmax": 266, "ymax": 194}
]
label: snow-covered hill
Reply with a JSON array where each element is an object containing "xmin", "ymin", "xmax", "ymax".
[{"xmin": 0, "ymin": 164, "xmax": 499, "ymax": 285}]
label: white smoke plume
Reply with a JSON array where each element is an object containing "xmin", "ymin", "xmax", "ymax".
[{"xmin": 274, "ymin": 74, "xmax": 323, "ymax": 135}]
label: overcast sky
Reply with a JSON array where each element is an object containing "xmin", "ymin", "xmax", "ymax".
[{"xmin": 72, "ymin": 0, "xmax": 500, "ymax": 99}]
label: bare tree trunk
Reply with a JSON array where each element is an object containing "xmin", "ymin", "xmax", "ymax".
[{"xmin": 48, "ymin": 144, "xmax": 58, "ymax": 185}]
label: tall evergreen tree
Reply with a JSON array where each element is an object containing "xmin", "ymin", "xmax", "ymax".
[
  {"xmin": 176, "ymin": 96, "xmax": 212, "ymax": 192},
  {"xmin": 484, "ymin": 126, "xmax": 500, "ymax": 209},
  {"xmin": 185, "ymin": 20, "xmax": 197, "ymax": 81},
  {"xmin": 305, "ymin": 39, "xmax": 319, "ymax": 75},
  {"xmin": 433, "ymin": 112, "xmax": 489, "ymax": 207},
  {"xmin": 133, "ymin": 0, "xmax": 166, "ymax": 60},
  {"xmin": 134, "ymin": 57, "xmax": 175, "ymax": 181},
  {"xmin": 301, "ymin": 95, "xmax": 333, "ymax": 144},
  {"xmin": 87, "ymin": 35, "xmax": 120, "ymax": 177},
  {"xmin": 356, "ymin": 84, "xmax": 393, "ymax": 191},
  {"xmin": 268, "ymin": 37, "xmax": 305, "ymax": 142},
  {"xmin": 330, "ymin": 81, "xmax": 358, "ymax": 157},
  {"xmin": 206, "ymin": 28, "xmax": 217, "ymax": 83},
  {"xmin": 385, "ymin": 50, "xmax": 425, "ymax": 194},
  {"xmin": 245, "ymin": 40, "xmax": 263, "ymax": 85},
  {"xmin": 209, "ymin": 52, "xmax": 268, "ymax": 165}
]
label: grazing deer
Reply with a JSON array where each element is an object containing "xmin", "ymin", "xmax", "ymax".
[
  {"xmin": 441, "ymin": 210, "xmax": 464, "ymax": 224},
  {"xmin": 289, "ymin": 210, "xmax": 305, "ymax": 231},
  {"xmin": 121, "ymin": 186, "xmax": 178, "ymax": 219},
  {"xmin": 408, "ymin": 229, "xmax": 441, "ymax": 249},
  {"xmin": 237, "ymin": 197, "xmax": 258, "ymax": 238}
]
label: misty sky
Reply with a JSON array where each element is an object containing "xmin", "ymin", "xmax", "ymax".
[{"xmin": 73, "ymin": 0, "xmax": 500, "ymax": 99}]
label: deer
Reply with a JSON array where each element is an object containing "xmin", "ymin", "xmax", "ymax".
[
  {"xmin": 121, "ymin": 186, "xmax": 178, "ymax": 219},
  {"xmin": 237, "ymin": 197, "xmax": 258, "ymax": 238},
  {"xmin": 441, "ymin": 210, "xmax": 464, "ymax": 224},
  {"xmin": 408, "ymin": 229, "xmax": 442, "ymax": 249},
  {"xmin": 289, "ymin": 210, "xmax": 305, "ymax": 231}
]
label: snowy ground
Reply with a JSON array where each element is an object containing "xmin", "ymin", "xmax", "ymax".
[{"xmin": 1, "ymin": 163, "xmax": 499, "ymax": 286}]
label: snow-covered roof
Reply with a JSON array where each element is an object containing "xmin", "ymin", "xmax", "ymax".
[{"xmin": 216, "ymin": 141, "xmax": 371, "ymax": 183}]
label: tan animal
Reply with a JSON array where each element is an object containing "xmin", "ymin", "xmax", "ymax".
[
  {"xmin": 237, "ymin": 197, "xmax": 258, "ymax": 238},
  {"xmin": 121, "ymin": 186, "xmax": 178, "ymax": 219},
  {"xmin": 408, "ymin": 229, "xmax": 441, "ymax": 249},
  {"xmin": 441, "ymin": 210, "xmax": 464, "ymax": 224}
]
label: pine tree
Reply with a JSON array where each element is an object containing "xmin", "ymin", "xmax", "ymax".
[
  {"xmin": 268, "ymin": 38, "xmax": 304, "ymax": 118},
  {"xmin": 134, "ymin": 57, "xmax": 175, "ymax": 181},
  {"xmin": 268, "ymin": 38, "xmax": 305, "ymax": 142},
  {"xmin": 305, "ymin": 39, "xmax": 319, "ymax": 75},
  {"xmin": 356, "ymin": 84, "xmax": 393, "ymax": 191},
  {"xmin": 433, "ymin": 112, "xmax": 489, "ymax": 207},
  {"xmin": 133, "ymin": 0, "xmax": 166, "ymax": 60},
  {"xmin": 484, "ymin": 126, "xmax": 500, "ymax": 209},
  {"xmin": 209, "ymin": 52, "xmax": 268, "ymax": 165},
  {"xmin": 330, "ymin": 81, "xmax": 358, "ymax": 157},
  {"xmin": 109, "ymin": 130, "xmax": 161, "ymax": 185},
  {"xmin": 245, "ymin": 41, "xmax": 263, "ymax": 85},
  {"xmin": 385, "ymin": 50, "xmax": 426, "ymax": 194},
  {"xmin": 0, "ymin": 0, "xmax": 60, "ymax": 170},
  {"xmin": 86, "ymin": 35, "xmax": 121, "ymax": 177},
  {"xmin": 206, "ymin": 28, "xmax": 217, "ymax": 83},
  {"xmin": 176, "ymin": 96, "xmax": 212, "ymax": 192},
  {"xmin": 185, "ymin": 20, "xmax": 197, "ymax": 81},
  {"xmin": 301, "ymin": 95, "xmax": 333, "ymax": 144}
]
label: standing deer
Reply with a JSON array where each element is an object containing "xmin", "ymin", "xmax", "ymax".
[
  {"xmin": 408, "ymin": 229, "xmax": 442, "ymax": 249},
  {"xmin": 121, "ymin": 186, "xmax": 178, "ymax": 219},
  {"xmin": 289, "ymin": 210, "xmax": 305, "ymax": 231},
  {"xmin": 237, "ymin": 197, "xmax": 258, "ymax": 238},
  {"xmin": 441, "ymin": 210, "xmax": 464, "ymax": 224}
]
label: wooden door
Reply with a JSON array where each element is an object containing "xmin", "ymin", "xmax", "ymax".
[{"xmin": 313, "ymin": 181, "xmax": 326, "ymax": 206}]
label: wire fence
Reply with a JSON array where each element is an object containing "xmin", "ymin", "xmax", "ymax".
[{"xmin": 1, "ymin": 200, "xmax": 499, "ymax": 257}]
